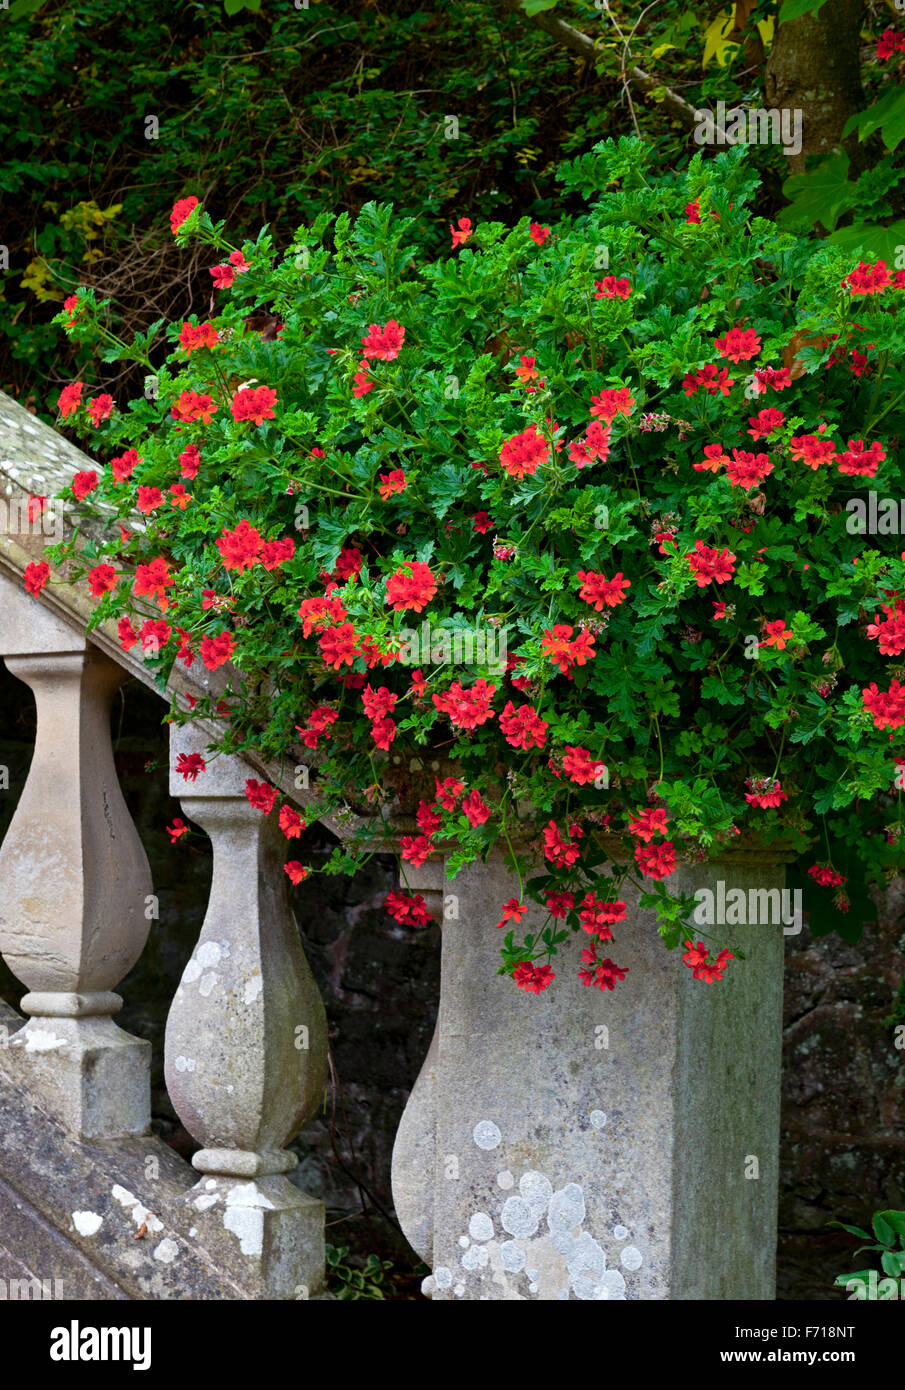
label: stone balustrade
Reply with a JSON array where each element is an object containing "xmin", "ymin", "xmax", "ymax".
[{"xmin": 0, "ymin": 388, "xmax": 795, "ymax": 1301}]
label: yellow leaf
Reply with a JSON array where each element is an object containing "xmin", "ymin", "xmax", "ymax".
[
  {"xmin": 650, "ymin": 42, "xmax": 676, "ymax": 59},
  {"xmin": 702, "ymin": 8, "xmax": 737, "ymax": 68},
  {"xmin": 757, "ymin": 17, "xmax": 774, "ymax": 47}
]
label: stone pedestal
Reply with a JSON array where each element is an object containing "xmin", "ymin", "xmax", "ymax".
[{"xmin": 392, "ymin": 851, "xmax": 789, "ymax": 1300}]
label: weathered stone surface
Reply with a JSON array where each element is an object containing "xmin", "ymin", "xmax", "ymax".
[{"xmin": 398, "ymin": 853, "xmax": 786, "ymax": 1301}]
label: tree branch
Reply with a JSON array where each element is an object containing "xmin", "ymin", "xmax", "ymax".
[{"xmin": 497, "ymin": 0, "xmax": 725, "ymax": 139}]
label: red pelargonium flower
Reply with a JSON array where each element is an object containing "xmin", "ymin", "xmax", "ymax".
[
  {"xmin": 295, "ymin": 705, "xmax": 338, "ymax": 749},
  {"xmin": 695, "ymin": 444, "xmax": 729, "ymax": 473},
  {"xmin": 139, "ymin": 618, "xmax": 172, "ymax": 655},
  {"xmin": 279, "ymin": 805, "xmax": 306, "ymax": 840},
  {"xmin": 753, "ymin": 366, "xmax": 792, "ymax": 393},
  {"xmin": 545, "ymin": 891, "xmax": 575, "ymax": 919},
  {"xmin": 209, "ymin": 264, "xmax": 235, "ymax": 290},
  {"xmin": 540, "ymin": 625, "xmax": 596, "ymax": 677},
  {"xmin": 497, "ymin": 898, "xmax": 527, "ymax": 929},
  {"xmin": 432, "ymin": 679, "xmax": 497, "ymax": 730},
  {"xmin": 170, "ymin": 483, "xmax": 191, "ymax": 510},
  {"xmin": 561, "ymin": 746, "xmax": 604, "ymax": 785},
  {"xmin": 111, "ymin": 448, "xmax": 141, "ymax": 482},
  {"xmin": 179, "ymin": 321, "xmax": 218, "ymax": 352},
  {"xmin": 513, "ymin": 962, "xmax": 555, "ymax": 994},
  {"xmin": 628, "ymin": 807, "xmax": 669, "ymax": 841},
  {"xmin": 118, "ymin": 617, "xmax": 138, "ymax": 652},
  {"xmin": 175, "ymin": 752, "xmax": 206, "ymax": 782},
  {"xmin": 217, "ymin": 519, "xmax": 263, "ymax": 573},
  {"xmin": 683, "ymin": 941, "xmax": 734, "ymax": 982},
  {"xmin": 171, "ymin": 390, "xmax": 218, "ymax": 423},
  {"xmin": 24, "ymin": 560, "xmax": 51, "ymax": 596},
  {"xmin": 245, "ymin": 779, "xmax": 278, "ymax": 814},
  {"xmin": 231, "ymin": 385, "xmax": 278, "ymax": 426},
  {"xmin": 714, "ymin": 327, "xmax": 761, "ymax": 362},
  {"xmin": 352, "ymin": 360, "xmax": 374, "ymax": 397},
  {"xmin": 634, "ymin": 840, "xmax": 676, "ymax": 878},
  {"xmin": 867, "ymin": 601, "xmax": 905, "ymax": 656},
  {"xmin": 725, "ymin": 448, "xmax": 773, "ymax": 490},
  {"xmin": 862, "ymin": 679, "xmax": 905, "ymax": 730},
  {"xmin": 568, "ymin": 420, "xmax": 611, "ymax": 468},
  {"xmin": 435, "ymin": 775, "xmax": 465, "ymax": 811},
  {"xmin": 401, "ymin": 834, "xmax": 435, "ymax": 868},
  {"xmin": 450, "ymin": 217, "xmax": 472, "ymax": 248},
  {"xmin": 542, "ymin": 820, "xmax": 583, "ymax": 868},
  {"xmin": 58, "ymin": 381, "xmax": 83, "ymax": 417},
  {"xmin": 285, "ymin": 862, "xmax": 308, "ymax": 885},
  {"xmin": 590, "ymin": 387, "xmax": 635, "ymax": 422},
  {"xmin": 87, "ymin": 563, "xmax": 117, "ymax": 597},
  {"xmin": 684, "ymin": 199, "xmax": 701, "ymax": 224},
  {"xmin": 593, "ymin": 277, "xmax": 631, "ymax": 299},
  {"xmin": 386, "ymin": 891, "xmax": 433, "ymax": 926},
  {"xmin": 499, "ymin": 425, "xmax": 549, "ymax": 478},
  {"xmin": 385, "ymin": 560, "xmax": 437, "ymax": 612},
  {"xmin": 415, "ymin": 799, "xmax": 442, "ymax": 836},
  {"xmin": 378, "ymin": 469, "xmax": 406, "ymax": 499},
  {"xmin": 808, "ymin": 864, "xmax": 847, "ymax": 888},
  {"xmin": 685, "ymin": 540, "xmax": 737, "ymax": 587},
  {"xmin": 744, "ymin": 777, "xmax": 789, "ymax": 808},
  {"xmin": 682, "ymin": 364, "xmax": 735, "ymax": 397},
  {"xmin": 72, "ymin": 470, "xmax": 99, "ymax": 501},
  {"xmin": 844, "ymin": 259, "xmax": 892, "ymax": 296},
  {"xmin": 179, "ymin": 445, "xmax": 201, "ymax": 479},
  {"xmin": 877, "ymin": 28, "xmax": 905, "ymax": 61},
  {"xmin": 472, "ymin": 511, "xmax": 494, "ymax": 534},
  {"xmin": 837, "ymin": 439, "xmax": 886, "ymax": 478},
  {"xmin": 298, "ymin": 595, "xmax": 347, "ymax": 637},
  {"xmin": 316, "ymin": 623, "xmax": 359, "ymax": 669},
  {"xmin": 361, "ymin": 320, "xmax": 405, "ymax": 361},
  {"xmin": 747, "ymin": 408, "xmax": 785, "ymax": 441},
  {"xmin": 200, "ymin": 631, "xmax": 235, "ymax": 672},
  {"xmin": 261, "ymin": 537, "xmax": 295, "ymax": 571},
  {"xmin": 790, "ymin": 433, "xmax": 836, "ymax": 469},
  {"xmin": 86, "ymin": 394, "xmax": 114, "ymax": 427},
  {"xmin": 499, "ymin": 701, "xmax": 548, "ymax": 750},
  {"xmin": 133, "ymin": 557, "xmax": 173, "ymax": 608},
  {"xmin": 578, "ymin": 892, "xmax": 627, "ymax": 938},
  {"xmin": 166, "ymin": 818, "xmax": 189, "ymax": 843},
  {"xmin": 578, "ymin": 949, "xmax": 628, "ymax": 992},
  {"xmin": 576, "ymin": 569, "xmax": 630, "ymax": 610},
  {"xmin": 761, "ymin": 619, "xmax": 792, "ymax": 650},
  {"xmin": 461, "ymin": 789, "xmax": 491, "ymax": 826},
  {"xmin": 137, "ymin": 486, "xmax": 164, "ymax": 515},
  {"xmin": 528, "ymin": 223, "xmax": 550, "ymax": 246},
  {"xmin": 170, "ymin": 196, "xmax": 199, "ymax": 234}
]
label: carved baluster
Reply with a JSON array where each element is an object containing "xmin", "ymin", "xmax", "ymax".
[
  {"xmin": 163, "ymin": 724, "xmax": 328, "ymax": 1299},
  {"xmin": 0, "ymin": 572, "xmax": 153, "ymax": 1138}
]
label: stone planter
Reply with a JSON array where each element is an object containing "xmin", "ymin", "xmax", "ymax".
[{"xmin": 391, "ymin": 841, "xmax": 796, "ymax": 1300}]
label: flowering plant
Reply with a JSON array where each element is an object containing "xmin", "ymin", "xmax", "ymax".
[{"xmin": 38, "ymin": 137, "xmax": 905, "ymax": 995}]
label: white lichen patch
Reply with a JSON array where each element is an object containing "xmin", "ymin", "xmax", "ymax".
[
  {"xmin": 153, "ymin": 1239, "xmax": 179, "ymax": 1264},
  {"xmin": 72, "ymin": 1211, "xmax": 102, "ymax": 1237},
  {"xmin": 22, "ymin": 1028, "xmax": 67, "ymax": 1053},
  {"xmin": 174, "ymin": 1055, "xmax": 196, "ymax": 1073},
  {"xmin": 243, "ymin": 975, "xmax": 263, "ymax": 1005},
  {"xmin": 473, "ymin": 1120, "xmax": 501, "ymax": 1150}
]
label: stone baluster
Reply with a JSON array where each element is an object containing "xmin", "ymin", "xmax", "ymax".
[
  {"xmin": 163, "ymin": 724, "xmax": 328, "ymax": 1299},
  {"xmin": 392, "ymin": 845, "xmax": 791, "ymax": 1301},
  {"xmin": 0, "ymin": 571, "xmax": 153, "ymax": 1138}
]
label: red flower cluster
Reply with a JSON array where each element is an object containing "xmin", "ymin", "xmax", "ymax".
[
  {"xmin": 540, "ymin": 624, "xmax": 596, "ymax": 676},
  {"xmin": 231, "ymin": 385, "xmax": 278, "ymax": 425},
  {"xmin": 499, "ymin": 425, "xmax": 549, "ymax": 478},
  {"xmin": 685, "ymin": 540, "xmax": 737, "ymax": 587},
  {"xmin": 433, "ymin": 678, "xmax": 497, "ymax": 729},
  {"xmin": 682, "ymin": 941, "xmax": 733, "ymax": 983},
  {"xmin": 576, "ymin": 569, "xmax": 630, "ymax": 610},
  {"xmin": 386, "ymin": 892, "xmax": 433, "ymax": 927},
  {"xmin": 862, "ymin": 679, "xmax": 905, "ymax": 731}
]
